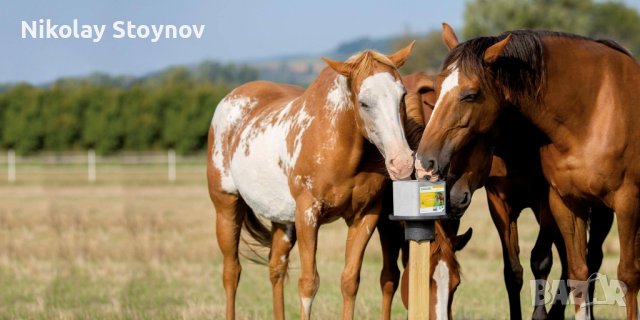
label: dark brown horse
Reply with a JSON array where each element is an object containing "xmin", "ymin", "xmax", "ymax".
[
  {"xmin": 208, "ymin": 44, "xmax": 417, "ymax": 319},
  {"xmin": 404, "ymin": 69, "xmax": 613, "ymax": 319},
  {"xmin": 416, "ymin": 23, "xmax": 639, "ymax": 319},
  {"xmin": 481, "ymin": 109, "xmax": 614, "ymax": 319}
]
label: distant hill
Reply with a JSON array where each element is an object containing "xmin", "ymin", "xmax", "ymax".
[
  {"xmin": 0, "ymin": 34, "xmax": 401, "ymax": 91},
  {"xmin": 246, "ymin": 35, "xmax": 398, "ymax": 86}
]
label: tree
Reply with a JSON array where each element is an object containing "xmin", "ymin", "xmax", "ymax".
[
  {"xmin": 41, "ymin": 85, "xmax": 83, "ymax": 151},
  {"xmin": 587, "ymin": 1, "xmax": 640, "ymax": 56},
  {"xmin": 82, "ymin": 86, "xmax": 124, "ymax": 154},
  {"xmin": 393, "ymin": 31, "xmax": 450, "ymax": 74},
  {"xmin": 397, "ymin": 0, "xmax": 640, "ymax": 75},
  {"xmin": 1, "ymin": 84, "xmax": 43, "ymax": 154},
  {"xmin": 462, "ymin": 0, "xmax": 640, "ymax": 57}
]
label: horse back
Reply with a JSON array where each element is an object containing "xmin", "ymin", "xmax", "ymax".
[{"xmin": 229, "ymin": 80, "xmax": 305, "ymax": 110}]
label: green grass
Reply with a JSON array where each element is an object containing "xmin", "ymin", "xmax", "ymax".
[{"xmin": 0, "ymin": 169, "xmax": 632, "ymax": 319}]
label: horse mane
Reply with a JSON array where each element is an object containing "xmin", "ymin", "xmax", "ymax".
[
  {"xmin": 432, "ymin": 221, "xmax": 461, "ymax": 275},
  {"xmin": 596, "ymin": 38, "xmax": 635, "ymax": 58},
  {"xmin": 444, "ymin": 30, "xmax": 635, "ymax": 106},
  {"xmin": 345, "ymin": 50, "xmax": 396, "ymax": 87}
]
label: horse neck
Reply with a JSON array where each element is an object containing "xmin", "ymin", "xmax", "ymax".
[
  {"xmin": 402, "ymin": 93, "xmax": 427, "ymax": 150},
  {"xmin": 302, "ymin": 68, "xmax": 369, "ymax": 164},
  {"xmin": 513, "ymin": 37, "xmax": 638, "ymax": 151}
]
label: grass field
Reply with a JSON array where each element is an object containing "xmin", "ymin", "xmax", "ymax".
[{"xmin": 0, "ymin": 166, "xmax": 631, "ymax": 319}]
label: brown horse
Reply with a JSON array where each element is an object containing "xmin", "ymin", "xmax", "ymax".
[
  {"xmin": 416, "ymin": 23, "xmax": 639, "ymax": 319},
  {"xmin": 208, "ymin": 43, "xmax": 416, "ymax": 320},
  {"xmin": 475, "ymin": 109, "xmax": 614, "ymax": 319},
  {"xmin": 406, "ymin": 69, "xmax": 612, "ymax": 319}
]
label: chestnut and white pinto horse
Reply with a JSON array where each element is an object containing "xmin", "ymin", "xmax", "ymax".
[{"xmin": 207, "ymin": 43, "xmax": 416, "ymax": 320}]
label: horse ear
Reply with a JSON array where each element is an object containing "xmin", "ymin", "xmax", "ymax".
[
  {"xmin": 442, "ymin": 23, "xmax": 459, "ymax": 51},
  {"xmin": 388, "ymin": 40, "xmax": 416, "ymax": 68},
  {"xmin": 454, "ymin": 227, "xmax": 473, "ymax": 251},
  {"xmin": 484, "ymin": 34, "xmax": 512, "ymax": 64},
  {"xmin": 322, "ymin": 57, "xmax": 352, "ymax": 76}
]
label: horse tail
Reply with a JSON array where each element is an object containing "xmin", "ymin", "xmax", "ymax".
[{"xmin": 240, "ymin": 206, "xmax": 272, "ymax": 265}]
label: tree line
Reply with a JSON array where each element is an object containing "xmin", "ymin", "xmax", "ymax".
[
  {"xmin": 0, "ymin": 63, "xmax": 258, "ymax": 155},
  {"xmin": 397, "ymin": 0, "xmax": 640, "ymax": 74},
  {"xmin": 3, "ymin": 0, "xmax": 637, "ymax": 155}
]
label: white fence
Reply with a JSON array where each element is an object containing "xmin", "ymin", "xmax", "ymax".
[{"xmin": 0, "ymin": 149, "xmax": 205, "ymax": 183}]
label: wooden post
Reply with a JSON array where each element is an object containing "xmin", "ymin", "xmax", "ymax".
[
  {"xmin": 7, "ymin": 149, "xmax": 15, "ymax": 183},
  {"xmin": 391, "ymin": 180, "xmax": 443, "ymax": 320},
  {"xmin": 408, "ymin": 240, "xmax": 431, "ymax": 320},
  {"xmin": 168, "ymin": 149, "xmax": 176, "ymax": 182},
  {"xmin": 88, "ymin": 149, "xmax": 96, "ymax": 183}
]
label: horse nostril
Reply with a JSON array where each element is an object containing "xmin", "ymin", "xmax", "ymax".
[
  {"xmin": 460, "ymin": 192, "xmax": 470, "ymax": 205},
  {"xmin": 427, "ymin": 160, "xmax": 435, "ymax": 171}
]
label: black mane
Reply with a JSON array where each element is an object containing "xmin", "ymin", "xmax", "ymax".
[{"xmin": 443, "ymin": 30, "xmax": 634, "ymax": 105}]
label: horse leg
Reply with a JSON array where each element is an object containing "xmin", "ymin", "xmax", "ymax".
[
  {"xmin": 530, "ymin": 200, "xmax": 556, "ymax": 320},
  {"xmin": 341, "ymin": 202, "xmax": 381, "ymax": 320},
  {"xmin": 612, "ymin": 191, "xmax": 640, "ymax": 320},
  {"xmin": 212, "ymin": 192, "xmax": 246, "ymax": 320},
  {"xmin": 527, "ymin": 190, "xmax": 570, "ymax": 319},
  {"xmin": 585, "ymin": 205, "xmax": 614, "ymax": 318},
  {"xmin": 548, "ymin": 188, "xmax": 590, "ymax": 319},
  {"xmin": 270, "ymin": 223, "xmax": 297, "ymax": 320},
  {"xmin": 546, "ymin": 204, "xmax": 569, "ymax": 319},
  {"xmin": 295, "ymin": 198, "xmax": 321, "ymax": 320},
  {"xmin": 486, "ymin": 188, "xmax": 524, "ymax": 319},
  {"xmin": 377, "ymin": 216, "xmax": 402, "ymax": 320}
]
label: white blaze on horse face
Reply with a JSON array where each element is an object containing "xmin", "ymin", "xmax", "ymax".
[
  {"xmin": 357, "ymin": 72, "xmax": 413, "ymax": 178},
  {"xmin": 433, "ymin": 259, "xmax": 450, "ymax": 320},
  {"xmin": 432, "ymin": 64, "xmax": 459, "ymax": 116}
]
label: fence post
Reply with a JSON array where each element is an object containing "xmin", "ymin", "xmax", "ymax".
[
  {"xmin": 168, "ymin": 149, "xmax": 176, "ymax": 182},
  {"xmin": 8, "ymin": 149, "xmax": 15, "ymax": 183},
  {"xmin": 88, "ymin": 149, "xmax": 96, "ymax": 183}
]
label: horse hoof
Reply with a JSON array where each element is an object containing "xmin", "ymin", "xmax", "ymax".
[{"xmin": 531, "ymin": 306, "xmax": 548, "ymax": 320}]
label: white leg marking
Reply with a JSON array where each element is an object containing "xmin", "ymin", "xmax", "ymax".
[
  {"xmin": 575, "ymin": 301, "xmax": 588, "ymax": 320},
  {"xmin": 433, "ymin": 259, "xmax": 450, "ymax": 320},
  {"xmin": 301, "ymin": 296, "xmax": 313, "ymax": 316},
  {"xmin": 304, "ymin": 206, "xmax": 317, "ymax": 227}
]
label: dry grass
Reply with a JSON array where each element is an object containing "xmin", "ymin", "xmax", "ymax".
[{"xmin": 0, "ymin": 168, "xmax": 631, "ymax": 319}]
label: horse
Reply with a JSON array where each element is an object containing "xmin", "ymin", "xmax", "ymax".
[
  {"xmin": 377, "ymin": 72, "xmax": 474, "ymax": 320},
  {"xmin": 406, "ymin": 66, "xmax": 612, "ymax": 319},
  {"xmin": 415, "ymin": 23, "xmax": 639, "ymax": 319},
  {"xmin": 207, "ymin": 43, "xmax": 416, "ymax": 320},
  {"xmin": 483, "ymin": 108, "xmax": 617, "ymax": 319}
]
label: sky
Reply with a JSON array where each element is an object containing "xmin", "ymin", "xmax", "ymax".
[{"xmin": 1, "ymin": 0, "xmax": 638, "ymax": 84}]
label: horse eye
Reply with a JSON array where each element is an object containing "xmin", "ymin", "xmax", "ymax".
[
  {"xmin": 461, "ymin": 92, "xmax": 478, "ymax": 102},
  {"xmin": 360, "ymin": 102, "xmax": 370, "ymax": 109}
]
